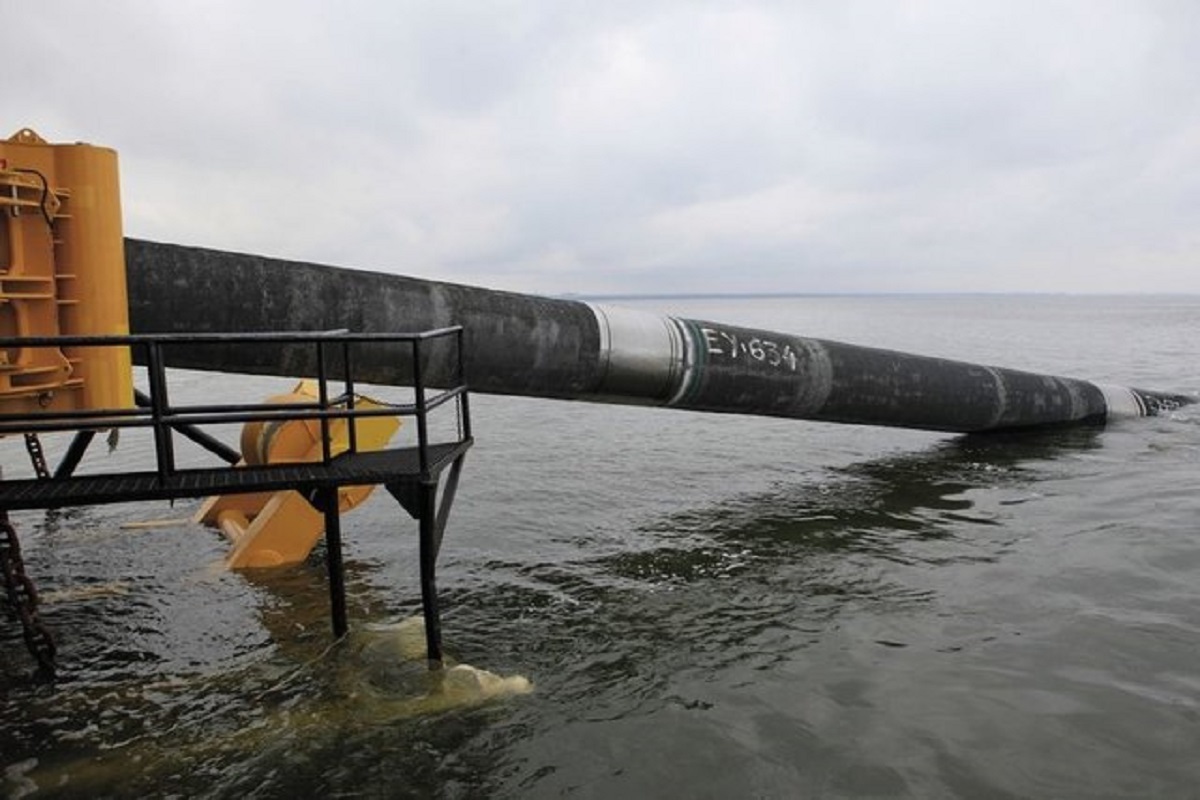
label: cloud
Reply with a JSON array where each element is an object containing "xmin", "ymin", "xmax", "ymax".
[{"xmin": 5, "ymin": 0, "xmax": 1199, "ymax": 293}]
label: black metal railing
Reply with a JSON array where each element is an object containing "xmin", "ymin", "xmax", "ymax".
[{"xmin": 0, "ymin": 327, "xmax": 471, "ymax": 484}]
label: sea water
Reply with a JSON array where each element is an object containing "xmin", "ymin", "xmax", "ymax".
[{"xmin": 2, "ymin": 294, "xmax": 1198, "ymax": 798}]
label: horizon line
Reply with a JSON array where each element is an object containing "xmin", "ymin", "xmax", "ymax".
[{"xmin": 561, "ymin": 290, "xmax": 1200, "ymax": 301}]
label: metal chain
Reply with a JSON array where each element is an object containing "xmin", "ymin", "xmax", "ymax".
[
  {"xmin": 24, "ymin": 432, "xmax": 50, "ymax": 480},
  {"xmin": 0, "ymin": 510, "xmax": 57, "ymax": 679}
]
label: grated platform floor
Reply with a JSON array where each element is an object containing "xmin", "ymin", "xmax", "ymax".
[{"xmin": 0, "ymin": 440, "xmax": 472, "ymax": 511}]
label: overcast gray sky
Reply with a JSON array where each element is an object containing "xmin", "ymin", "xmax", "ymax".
[{"xmin": 7, "ymin": 1, "xmax": 1199, "ymax": 294}]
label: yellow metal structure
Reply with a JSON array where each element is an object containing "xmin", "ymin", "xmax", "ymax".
[
  {"xmin": 195, "ymin": 380, "xmax": 400, "ymax": 569},
  {"xmin": 0, "ymin": 127, "xmax": 132, "ymax": 416}
]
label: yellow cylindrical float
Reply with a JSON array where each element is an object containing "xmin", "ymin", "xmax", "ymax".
[{"xmin": 195, "ymin": 380, "xmax": 400, "ymax": 569}]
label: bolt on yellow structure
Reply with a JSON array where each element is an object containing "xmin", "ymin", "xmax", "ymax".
[
  {"xmin": 194, "ymin": 380, "xmax": 401, "ymax": 569},
  {"xmin": 0, "ymin": 128, "xmax": 132, "ymax": 416}
]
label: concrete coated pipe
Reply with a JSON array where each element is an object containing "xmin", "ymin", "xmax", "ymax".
[{"xmin": 124, "ymin": 239, "xmax": 1191, "ymax": 434}]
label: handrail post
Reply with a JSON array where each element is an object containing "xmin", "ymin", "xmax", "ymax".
[
  {"xmin": 146, "ymin": 340, "xmax": 175, "ymax": 481},
  {"xmin": 413, "ymin": 337, "xmax": 429, "ymax": 478},
  {"xmin": 344, "ymin": 339, "xmax": 358, "ymax": 455},
  {"xmin": 456, "ymin": 326, "xmax": 471, "ymax": 441},
  {"xmin": 316, "ymin": 339, "xmax": 332, "ymax": 465}
]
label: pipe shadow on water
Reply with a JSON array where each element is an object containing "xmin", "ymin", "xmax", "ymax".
[
  {"xmin": 603, "ymin": 426, "xmax": 1104, "ymax": 579},
  {"xmin": 451, "ymin": 427, "xmax": 1105, "ymax": 713},
  {"xmin": 429, "ymin": 426, "xmax": 1115, "ymax": 795}
]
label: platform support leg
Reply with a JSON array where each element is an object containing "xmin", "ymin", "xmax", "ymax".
[
  {"xmin": 319, "ymin": 487, "xmax": 349, "ymax": 639},
  {"xmin": 53, "ymin": 430, "xmax": 96, "ymax": 479},
  {"xmin": 386, "ymin": 456, "xmax": 466, "ymax": 670},
  {"xmin": 417, "ymin": 479, "xmax": 443, "ymax": 668}
]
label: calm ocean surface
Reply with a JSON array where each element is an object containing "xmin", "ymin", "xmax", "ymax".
[{"xmin": 3, "ymin": 294, "xmax": 1199, "ymax": 798}]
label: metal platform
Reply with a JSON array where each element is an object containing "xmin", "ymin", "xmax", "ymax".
[
  {"xmin": 0, "ymin": 328, "xmax": 473, "ymax": 676},
  {"xmin": 0, "ymin": 441, "xmax": 471, "ymax": 510}
]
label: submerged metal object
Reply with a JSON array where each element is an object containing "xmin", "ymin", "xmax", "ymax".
[{"xmin": 124, "ymin": 239, "xmax": 1192, "ymax": 434}]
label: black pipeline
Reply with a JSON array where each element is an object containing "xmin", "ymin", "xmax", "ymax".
[{"xmin": 124, "ymin": 239, "xmax": 1191, "ymax": 434}]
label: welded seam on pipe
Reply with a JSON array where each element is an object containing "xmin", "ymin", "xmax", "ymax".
[
  {"xmin": 1095, "ymin": 383, "xmax": 1146, "ymax": 420},
  {"xmin": 982, "ymin": 366, "xmax": 1009, "ymax": 430},
  {"xmin": 585, "ymin": 304, "xmax": 684, "ymax": 401},
  {"xmin": 667, "ymin": 316, "xmax": 698, "ymax": 408}
]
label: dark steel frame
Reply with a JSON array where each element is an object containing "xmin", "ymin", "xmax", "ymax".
[{"xmin": 0, "ymin": 328, "xmax": 472, "ymax": 667}]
